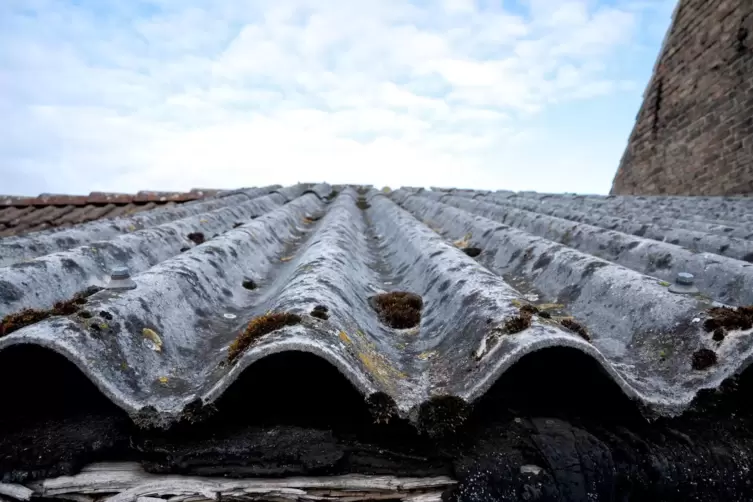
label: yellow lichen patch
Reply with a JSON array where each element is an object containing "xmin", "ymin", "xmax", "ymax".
[
  {"xmin": 454, "ymin": 233, "xmax": 472, "ymax": 248},
  {"xmin": 352, "ymin": 329, "xmax": 376, "ymax": 350},
  {"xmin": 127, "ymin": 225, "xmax": 136, "ymax": 232},
  {"xmin": 142, "ymin": 328, "xmax": 163, "ymax": 352},
  {"xmin": 121, "ymin": 362, "xmax": 128, "ymax": 370},
  {"xmin": 303, "ymin": 217, "xmax": 315, "ymax": 225},
  {"xmin": 358, "ymin": 352, "xmax": 376, "ymax": 369},
  {"xmin": 358, "ymin": 351, "xmax": 407, "ymax": 388},
  {"xmin": 280, "ymin": 255, "xmax": 294, "ymax": 262},
  {"xmin": 382, "ymin": 186, "xmax": 392, "ymax": 193},
  {"xmin": 551, "ymin": 315, "xmax": 574, "ymax": 323},
  {"xmin": 339, "ymin": 331, "xmax": 352, "ymax": 344},
  {"xmin": 537, "ymin": 303, "xmax": 564, "ymax": 311},
  {"xmin": 418, "ymin": 351, "xmax": 437, "ymax": 360},
  {"xmin": 158, "ymin": 376, "xmax": 169, "ymax": 384},
  {"xmin": 100, "ymin": 323, "xmax": 109, "ymax": 330},
  {"xmin": 199, "ymin": 219, "xmax": 208, "ymax": 224}
]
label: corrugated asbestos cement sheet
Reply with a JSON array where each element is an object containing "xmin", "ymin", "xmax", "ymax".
[{"xmin": 1, "ymin": 185, "xmax": 753, "ymax": 430}]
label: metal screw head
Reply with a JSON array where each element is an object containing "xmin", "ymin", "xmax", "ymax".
[
  {"xmin": 110, "ymin": 267, "xmax": 131, "ymax": 280},
  {"xmin": 107, "ymin": 266, "xmax": 137, "ymax": 291},
  {"xmin": 676, "ymin": 272, "xmax": 694, "ymax": 286}
]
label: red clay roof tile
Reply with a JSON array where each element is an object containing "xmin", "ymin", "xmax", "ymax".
[{"xmin": 0, "ymin": 189, "xmax": 217, "ymax": 237}]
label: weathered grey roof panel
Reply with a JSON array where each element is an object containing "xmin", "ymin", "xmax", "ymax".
[
  {"xmin": 396, "ymin": 190, "xmax": 753, "ymax": 413},
  {"xmin": 0, "ymin": 186, "xmax": 281, "ymax": 267},
  {"xmin": 0, "ymin": 192, "xmax": 287, "ymax": 317},
  {"xmin": 2, "ymin": 183, "xmax": 753, "ymax": 436},
  {"xmin": 490, "ymin": 191, "xmax": 753, "ymax": 239},
  {"xmin": 434, "ymin": 193, "xmax": 753, "ymax": 306}
]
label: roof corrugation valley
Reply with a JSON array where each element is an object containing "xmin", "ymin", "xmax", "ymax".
[{"xmin": 2, "ymin": 183, "xmax": 753, "ymax": 501}]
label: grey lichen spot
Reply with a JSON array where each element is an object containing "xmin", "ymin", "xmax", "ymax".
[
  {"xmin": 558, "ymin": 284, "xmax": 583, "ymax": 304},
  {"xmin": 438, "ymin": 280, "xmax": 451, "ymax": 293},
  {"xmin": 533, "ymin": 253, "xmax": 552, "ymax": 270},
  {"xmin": 654, "ymin": 253, "xmax": 673, "ymax": 269},
  {"xmin": 560, "ymin": 229, "xmax": 573, "ymax": 245},
  {"xmin": 137, "ymin": 297, "xmax": 153, "ymax": 313},
  {"xmin": 0, "ymin": 280, "xmax": 24, "ymax": 303},
  {"xmin": 581, "ymin": 261, "xmax": 608, "ymax": 279},
  {"xmin": 61, "ymin": 258, "xmax": 85, "ymax": 275}
]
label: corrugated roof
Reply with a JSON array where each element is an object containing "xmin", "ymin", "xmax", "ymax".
[
  {"xmin": 2, "ymin": 184, "xmax": 753, "ymax": 498},
  {"xmin": 2, "ymin": 184, "xmax": 753, "ymax": 416}
]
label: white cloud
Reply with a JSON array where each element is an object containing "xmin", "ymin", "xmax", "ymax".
[{"xmin": 0, "ymin": 0, "xmax": 676, "ymax": 195}]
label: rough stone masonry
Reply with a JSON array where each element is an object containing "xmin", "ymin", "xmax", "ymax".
[{"xmin": 611, "ymin": 0, "xmax": 753, "ymax": 196}]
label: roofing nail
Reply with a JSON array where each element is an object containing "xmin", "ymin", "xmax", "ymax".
[
  {"xmin": 107, "ymin": 266, "xmax": 137, "ymax": 291},
  {"xmin": 669, "ymin": 271, "xmax": 699, "ymax": 294}
]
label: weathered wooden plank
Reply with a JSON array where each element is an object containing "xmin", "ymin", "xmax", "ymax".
[
  {"xmin": 26, "ymin": 463, "xmax": 455, "ymax": 502},
  {"xmin": 0, "ymin": 483, "xmax": 33, "ymax": 501}
]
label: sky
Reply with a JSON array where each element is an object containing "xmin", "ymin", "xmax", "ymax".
[{"xmin": 0, "ymin": 0, "xmax": 677, "ymax": 196}]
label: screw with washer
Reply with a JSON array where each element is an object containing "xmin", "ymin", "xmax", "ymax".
[
  {"xmin": 107, "ymin": 266, "xmax": 137, "ymax": 290},
  {"xmin": 669, "ymin": 271, "xmax": 699, "ymax": 294},
  {"xmin": 110, "ymin": 267, "xmax": 131, "ymax": 280}
]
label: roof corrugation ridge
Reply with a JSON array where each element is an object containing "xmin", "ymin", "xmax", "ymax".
[
  {"xmin": 0, "ymin": 186, "xmax": 618, "ymax": 427},
  {"xmin": 578, "ymin": 195, "xmax": 753, "ymax": 223},
  {"xmin": 0, "ymin": 186, "xmax": 281, "ymax": 267},
  {"xmin": 429, "ymin": 191, "xmax": 753, "ymax": 306},
  {"xmin": 392, "ymin": 189, "xmax": 753, "ymax": 416},
  {"xmin": 0, "ymin": 189, "xmax": 330, "ymax": 427},
  {"xmin": 0, "ymin": 191, "xmax": 288, "ymax": 317},
  {"xmin": 491, "ymin": 191, "xmax": 753, "ymax": 233},
  {"xmin": 363, "ymin": 191, "xmax": 597, "ymax": 408},
  {"xmin": 493, "ymin": 189, "xmax": 753, "ymax": 214},
  {"xmin": 202, "ymin": 187, "xmax": 390, "ymax": 409},
  {"xmin": 465, "ymin": 192, "xmax": 753, "ymax": 262},
  {"xmin": 4, "ymin": 184, "xmax": 753, "ymax": 434}
]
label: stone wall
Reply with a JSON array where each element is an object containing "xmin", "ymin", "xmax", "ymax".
[{"xmin": 611, "ymin": 0, "xmax": 753, "ymax": 196}]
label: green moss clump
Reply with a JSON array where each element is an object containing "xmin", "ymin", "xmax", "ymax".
[
  {"xmin": 227, "ymin": 312, "xmax": 301, "ymax": 362},
  {"xmin": 0, "ymin": 289, "xmax": 95, "ymax": 338},
  {"xmin": 560, "ymin": 318, "xmax": 590, "ymax": 341},
  {"xmin": 373, "ymin": 292, "xmax": 423, "ymax": 329}
]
